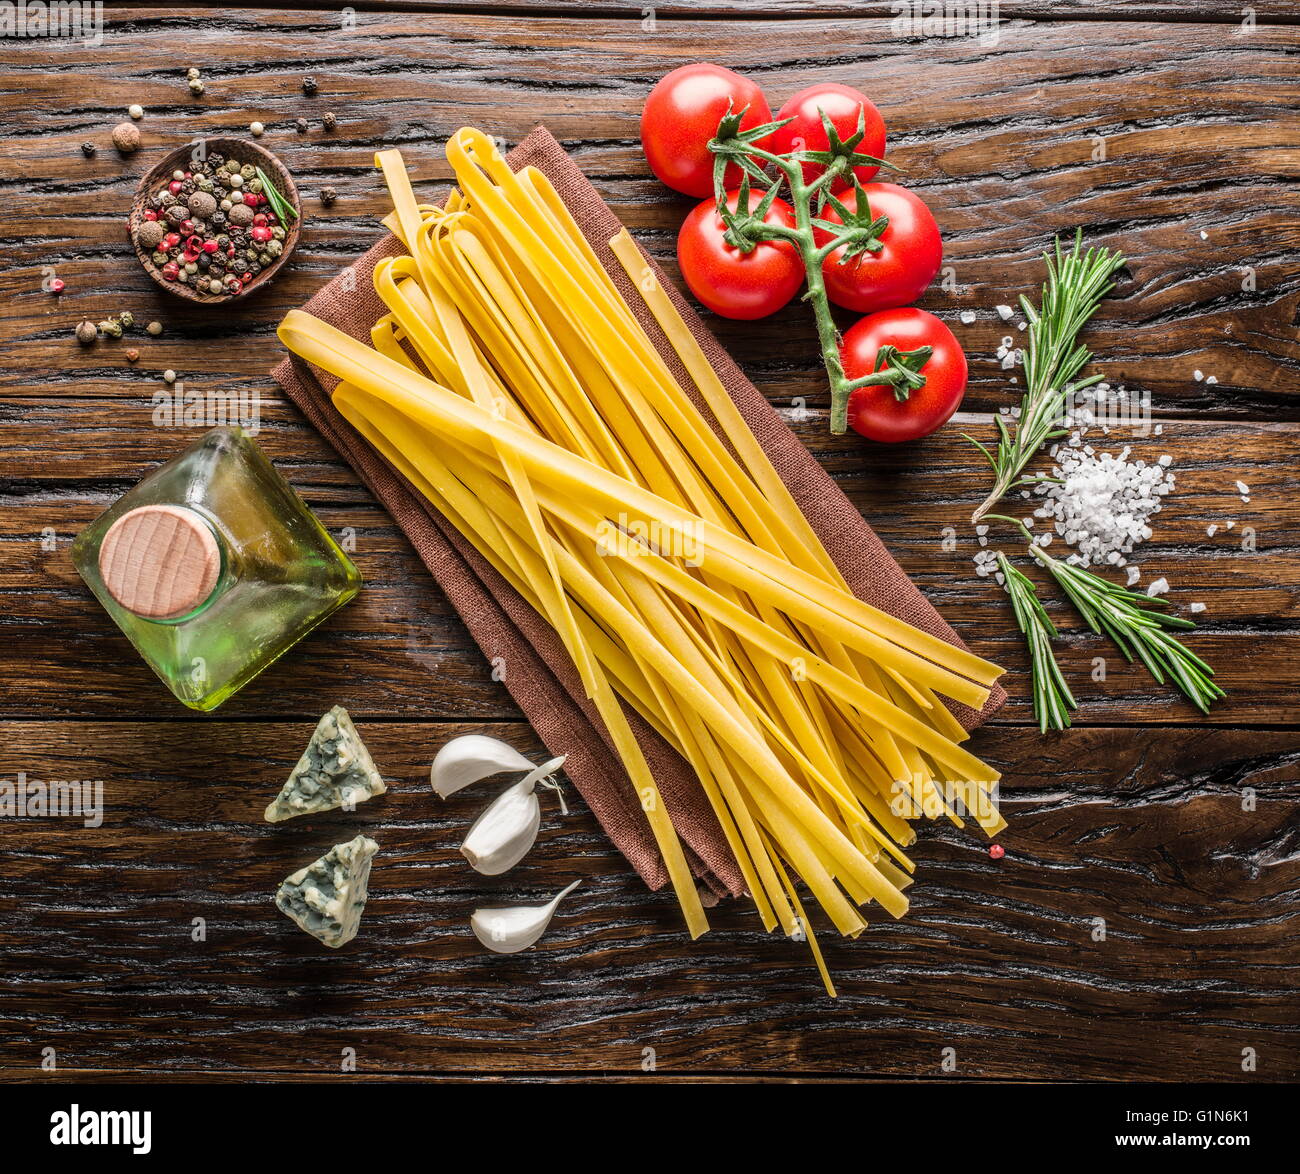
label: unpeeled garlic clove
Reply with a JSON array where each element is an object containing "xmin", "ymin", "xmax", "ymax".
[
  {"xmin": 430, "ymin": 734, "xmax": 537, "ymax": 799},
  {"xmin": 460, "ymin": 778, "xmax": 541, "ymax": 876},
  {"xmin": 458, "ymin": 755, "xmax": 569, "ymax": 875},
  {"xmin": 470, "ymin": 880, "xmax": 581, "ymax": 954}
]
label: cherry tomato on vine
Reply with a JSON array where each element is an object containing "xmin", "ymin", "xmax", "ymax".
[
  {"xmin": 677, "ymin": 189, "xmax": 805, "ymax": 320},
  {"xmin": 769, "ymin": 83, "xmax": 887, "ymax": 187},
  {"xmin": 641, "ymin": 63, "xmax": 774, "ymax": 198},
  {"xmin": 816, "ymin": 183, "xmax": 943, "ymax": 314},
  {"xmin": 841, "ymin": 308, "xmax": 967, "ymax": 444}
]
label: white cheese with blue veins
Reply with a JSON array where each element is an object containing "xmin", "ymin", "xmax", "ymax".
[
  {"xmin": 264, "ymin": 705, "xmax": 387, "ymax": 823},
  {"xmin": 275, "ymin": 834, "xmax": 379, "ymax": 948}
]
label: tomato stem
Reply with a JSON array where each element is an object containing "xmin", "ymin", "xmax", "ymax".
[{"xmin": 709, "ymin": 112, "xmax": 904, "ymax": 434}]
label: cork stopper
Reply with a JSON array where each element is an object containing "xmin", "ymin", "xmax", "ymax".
[{"xmin": 99, "ymin": 505, "xmax": 221, "ymax": 620}]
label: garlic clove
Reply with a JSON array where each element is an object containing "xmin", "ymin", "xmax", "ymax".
[
  {"xmin": 459, "ymin": 778, "xmax": 541, "ymax": 876},
  {"xmin": 430, "ymin": 734, "xmax": 537, "ymax": 799},
  {"xmin": 470, "ymin": 880, "xmax": 582, "ymax": 954}
]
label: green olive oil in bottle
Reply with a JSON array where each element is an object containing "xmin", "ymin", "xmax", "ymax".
[{"xmin": 72, "ymin": 427, "xmax": 361, "ymax": 711}]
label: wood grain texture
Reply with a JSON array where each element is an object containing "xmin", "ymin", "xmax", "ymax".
[
  {"xmin": 0, "ymin": 7, "xmax": 1297, "ymax": 1083},
  {"xmin": 0, "ymin": 721, "xmax": 1295, "ymax": 1081},
  {"xmin": 3, "ymin": 13, "xmax": 1299, "ymax": 417},
  {"xmin": 3, "ymin": 405, "xmax": 1296, "ymax": 723}
]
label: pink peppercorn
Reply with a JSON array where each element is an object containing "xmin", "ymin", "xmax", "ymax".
[
  {"xmin": 161, "ymin": 261, "xmax": 180, "ymax": 281},
  {"xmin": 203, "ymin": 239, "xmax": 219, "ymax": 254},
  {"xmin": 48, "ymin": 278, "xmax": 65, "ymax": 294},
  {"xmin": 180, "ymin": 219, "xmax": 194, "ymax": 234},
  {"xmin": 143, "ymin": 209, "xmax": 158, "ymax": 221},
  {"xmin": 168, "ymin": 180, "xmax": 183, "ymax": 195},
  {"xmin": 252, "ymin": 212, "xmax": 268, "ymax": 227},
  {"xmin": 989, "ymin": 844, "xmax": 1005, "ymax": 860},
  {"xmin": 250, "ymin": 226, "xmax": 272, "ymax": 243}
]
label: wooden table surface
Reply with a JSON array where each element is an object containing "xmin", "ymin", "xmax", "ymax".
[{"xmin": 2, "ymin": 3, "xmax": 1297, "ymax": 1083}]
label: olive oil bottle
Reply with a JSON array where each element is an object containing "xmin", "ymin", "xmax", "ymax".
[{"xmin": 72, "ymin": 427, "xmax": 361, "ymax": 711}]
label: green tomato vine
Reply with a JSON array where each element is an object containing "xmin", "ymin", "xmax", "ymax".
[{"xmin": 706, "ymin": 106, "xmax": 931, "ymax": 434}]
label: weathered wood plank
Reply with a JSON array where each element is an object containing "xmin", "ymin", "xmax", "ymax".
[
  {"xmin": 3, "ymin": 405, "xmax": 1295, "ymax": 722},
  {"xmin": 0, "ymin": 13, "xmax": 1297, "ymax": 416},
  {"xmin": 0, "ymin": 721, "xmax": 1295, "ymax": 1081}
]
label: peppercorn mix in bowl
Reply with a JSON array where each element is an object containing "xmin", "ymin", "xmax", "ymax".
[{"xmin": 130, "ymin": 137, "xmax": 302, "ymax": 302}]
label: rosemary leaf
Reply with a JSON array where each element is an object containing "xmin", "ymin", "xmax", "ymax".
[
  {"xmin": 987, "ymin": 516, "xmax": 1224, "ymax": 714},
  {"xmin": 993, "ymin": 550, "xmax": 1076, "ymax": 733},
  {"xmin": 969, "ymin": 229, "xmax": 1126, "ymax": 522}
]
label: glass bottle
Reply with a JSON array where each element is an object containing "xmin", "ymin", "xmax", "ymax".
[{"xmin": 72, "ymin": 427, "xmax": 361, "ymax": 711}]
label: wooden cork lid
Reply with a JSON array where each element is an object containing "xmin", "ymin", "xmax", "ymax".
[{"xmin": 99, "ymin": 505, "xmax": 221, "ymax": 620}]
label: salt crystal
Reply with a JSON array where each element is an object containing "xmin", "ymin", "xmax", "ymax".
[
  {"xmin": 1158, "ymin": 455, "xmax": 1172, "ymax": 467},
  {"xmin": 1188, "ymin": 602, "xmax": 1206, "ymax": 614},
  {"xmin": 1205, "ymin": 375, "xmax": 1218, "ymax": 385},
  {"xmin": 975, "ymin": 525, "xmax": 988, "ymax": 536},
  {"xmin": 1194, "ymin": 370, "xmax": 1204, "ymax": 381},
  {"xmin": 1206, "ymin": 524, "xmax": 1217, "ymax": 537},
  {"xmin": 1154, "ymin": 424, "xmax": 1163, "ymax": 436},
  {"xmin": 996, "ymin": 304, "xmax": 1014, "ymax": 320},
  {"xmin": 994, "ymin": 571, "xmax": 1005, "ymax": 586},
  {"xmin": 1225, "ymin": 520, "xmax": 1235, "ymax": 530},
  {"xmin": 1032, "ymin": 443, "xmax": 1174, "ymax": 568},
  {"xmin": 978, "ymin": 536, "xmax": 988, "ymax": 547},
  {"xmin": 960, "ymin": 310, "xmax": 976, "ymax": 324},
  {"xmin": 1235, "ymin": 479, "xmax": 1249, "ymax": 495},
  {"xmin": 1000, "ymin": 352, "xmax": 1017, "ymax": 370},
  {"xmin": 1146, "ymin": 577, "xmax": 1169, "ymax": 597},
  {"xmin": 1126, "ymin": 565, "xmax": 1141, "ymax": 586},
  {"xmin": 1017, "ymin": 321, "xmax": 1027, "ymax": 331},
  {"xmin": 1199, "ymin": 230, "xmax": 1208, "ymax": 240}
]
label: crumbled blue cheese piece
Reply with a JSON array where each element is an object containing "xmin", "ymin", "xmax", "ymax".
[
  {"xmin": 275, "ymin": 835, "xmax": 379, "ymax": 948},
  {"xmin": 264, "ymin": 705, "xmax": 387, "ymax": 823}
]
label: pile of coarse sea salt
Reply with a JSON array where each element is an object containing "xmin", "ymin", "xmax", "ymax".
[
  {"xmin": 1031, "ymin": 384, "xmax": 1174, "ymax": 576},
  {"xmin": 972, "ymin": 385, "xmax": 1173, "ymax": 589}
]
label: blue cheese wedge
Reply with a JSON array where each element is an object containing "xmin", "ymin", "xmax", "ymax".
[
  {"xmin": 264, "ymin": 705, "xmax": 387, "ymax": 823},
  {"xmin": 275, "ymin": 834, "xmax": 379, "ymax": 948}
]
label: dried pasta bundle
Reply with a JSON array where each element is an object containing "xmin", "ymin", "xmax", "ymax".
[{"xmin": 279, "ymin": 129, "xmax": 1005, "ymax": 993}]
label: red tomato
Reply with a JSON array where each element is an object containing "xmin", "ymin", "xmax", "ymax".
[
  {"xmin": 841, "ymin": 308, "xmax": 967, "ymax": 443},
  {"xmin": 641, "ymin": 63, "xmax": 773, "ymax": 198},
  {"xmin": 677, "ymin": 189, "xmax": 804, "ymax": 320},
  {"xmin": 816, "ymin": 183, "xmax": 943, "ymax": 314},
  {"xmin": 770, "ymin": 83, "xmax": 887, "ymax": 187}
]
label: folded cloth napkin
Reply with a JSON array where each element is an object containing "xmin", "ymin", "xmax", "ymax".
[{"xmin": 272, "ymin": 126, "xmax": 1005, "ymax": 899}]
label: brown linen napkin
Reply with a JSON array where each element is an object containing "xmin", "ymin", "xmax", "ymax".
[{"xmin": 273, "ymin": 126, "xmax": 1005, "ymax": 899}]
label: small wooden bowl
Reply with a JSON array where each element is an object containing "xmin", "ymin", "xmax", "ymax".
[{"xmin": 130, "ymin": 137, "xmax": 302, "ymax": 303}]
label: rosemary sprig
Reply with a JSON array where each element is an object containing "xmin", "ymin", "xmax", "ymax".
[
  {"xmin": 993, "ymin": 550, "xmax": 1076, "ymax": 732},
  {"xmin": 966, "ymin": 229, "xmax": 1126, "ymax": 523},
  {"xmin": 255, "ymin": 166, "xmax": 298, "ymax": 223},
  {"xmin": 986, "ymin": 516, "xmax": 1223, "ymax": 714}
]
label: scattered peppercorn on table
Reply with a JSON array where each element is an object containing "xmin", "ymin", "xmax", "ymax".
[{"xmin": 1, "ymin": 6, "xmax": 1298, "ymax": 1084}]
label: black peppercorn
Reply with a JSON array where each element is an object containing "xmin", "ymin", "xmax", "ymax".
[
  {"xmin": 208, "ymin": 152, "xmax": 224, "ymax": 167},
  {"xmin": 320, "ymin": 186, "xmax": 337, "ymax": 206},
  {"xmin": 81, "ymin": 142, "xmax": 95, "ymax": 157},
  {"xmin": 302, "ymin": 75, "xmax": 317, "ymax": 94},
  {"xmin": 197, "ymin": 254, "xmax": 211, "ymax": 272},
  {"xmin": 322, "ymin": 111, "xmax": 336, "ymax": 131},
  {"xmin": 210, "ymin": 210, "xmax": 227, "ymax": 229},
  {"xmin": 295, "ymin": 118, "xmax": 308, "ymax": 134}
]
